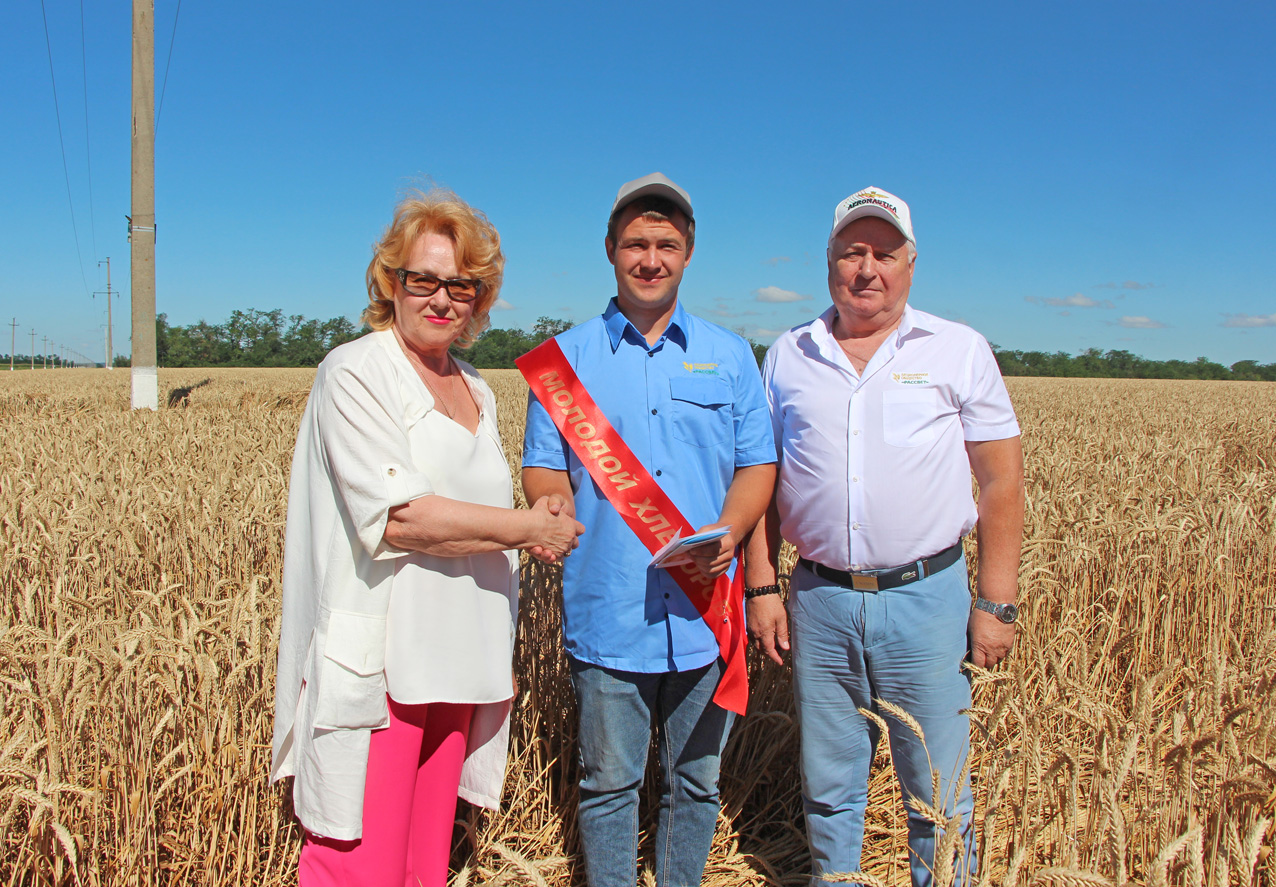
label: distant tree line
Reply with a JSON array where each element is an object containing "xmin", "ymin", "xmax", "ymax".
[
  {"xmin": 991, "ymin": 347, "xmax": 1276, "ymax": 381},
  {"xmin": 139, "ymin": 311, "xmax": 1273, "ymax": 380},
  {"xmin": 151, "ymin": 311, "xmax": 575, "ymax": 369},
  {"xmin": 1, "ymin": 355, "xmax": 75, "ymax": 368},
  {"xmin": 452, "ymin": 317, "xmax": 575, "ymax": 367},
  {"xmin": 156, "ymin": 310, "xmax": 363, "ymax": 367}
]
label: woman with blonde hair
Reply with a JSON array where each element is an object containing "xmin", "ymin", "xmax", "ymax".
[{"xmin": 271, "ymin": 187, "xmax": 582, "ymax": 886}]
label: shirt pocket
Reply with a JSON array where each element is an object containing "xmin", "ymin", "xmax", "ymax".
[
  {"xmin": 882, "ymin": 389, "xmax": 940, "ymax": 448},
  {"xmin": 669, "ymin": 376, "xmax": 732, "ymax": 448},
  {"xmin": 312, "ymin": 610, "xmax": 389, "ymax": 731}
]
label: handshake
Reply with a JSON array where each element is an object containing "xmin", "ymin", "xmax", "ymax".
[{"xmin": 524, "ymin": 494, "xmax": 586, "ymax": 564}]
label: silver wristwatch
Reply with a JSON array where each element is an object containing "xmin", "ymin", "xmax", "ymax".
[{"xmin": 973, "ymin": 598, "xmax": 1019, "ymax": 624}]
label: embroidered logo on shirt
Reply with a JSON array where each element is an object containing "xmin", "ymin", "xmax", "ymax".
[
  {"xmin": 683, "ymin": 362, "xmax": 720, "ymax": 375},
  {"xmin": 891, "ymin": 372, "xmax": 931, "ymax": 386}
]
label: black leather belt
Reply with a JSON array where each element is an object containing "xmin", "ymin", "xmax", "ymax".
[{"xmin": 798, "ymin": 540, "xmax": 964, "ymax": 593}]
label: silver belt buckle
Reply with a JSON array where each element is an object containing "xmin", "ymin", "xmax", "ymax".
[{"xmin": 851, "ymin": 573, "xmax": 879, "ymax": 592}]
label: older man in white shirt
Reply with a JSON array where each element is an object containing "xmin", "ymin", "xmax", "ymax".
[{"xmin": 744, "ymin": 187, "xmax": 1024, "ymax": 887}]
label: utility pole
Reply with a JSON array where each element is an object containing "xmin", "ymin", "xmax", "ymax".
[
  {"xmin": 97, "ymin": 257, "xmax": 114, "ymax": 370},
  {"xmin": 29, "ymin": 330, "xmax": 36, "ymax": 371},
  {"xmin": 8, "ymin": 319, "xmax": 15, "ymax": 371},
  {"xmin": 130, "ymin": 0, "xmax": 158, "ymax": 409},
  {"xmin": 43, "ymin": 336, "xmax": 49, "ymax": 369}
]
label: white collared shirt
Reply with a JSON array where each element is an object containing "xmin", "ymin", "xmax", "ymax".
[{"xmin": 762, "ymin": 304, "xmax": 1020, "ymax": 571}]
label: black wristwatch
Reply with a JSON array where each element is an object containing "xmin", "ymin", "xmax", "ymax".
[{"xmin": 973, "ymin": 598, "xmax": 1019, "ymax": 624}]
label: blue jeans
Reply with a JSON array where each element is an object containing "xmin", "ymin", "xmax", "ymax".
[
  {"xmin": 790, "ymin": 559, "xmax": 977, "ymax": 887},
  {"xmin": 569, "ymin": 656, "xmax": 735, "ymax": 887}
]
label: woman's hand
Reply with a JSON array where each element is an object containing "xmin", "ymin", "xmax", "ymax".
[{"xmin": 525, "ymin": 496, "xmax": 584, "ymax": 563}]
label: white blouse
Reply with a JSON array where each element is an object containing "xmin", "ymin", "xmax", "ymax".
[
  {"xmin": 385, "ymin": 369, "xmax": 518, "ymax": 704},
  {"xmin": 271, "ymin": 329, "xmax": 517, "ymax": 841}
]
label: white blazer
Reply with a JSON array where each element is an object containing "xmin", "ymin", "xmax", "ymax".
[{"xmin": 270, "ymin": 331, "xmax": 512, "ymax": 841}]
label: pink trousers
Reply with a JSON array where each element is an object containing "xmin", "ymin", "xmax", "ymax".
[{"xmin": 298, "ymin": 698, "xmax": 474, "ymax": 887}]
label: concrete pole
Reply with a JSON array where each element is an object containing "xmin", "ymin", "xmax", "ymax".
[
  {"xmin": 8, "ymin": 318, "xmax": 15, "ymax": 371},
  {"xmin": 43, "ymin": 336, "xmax": 49, "ymax": 369},
  {"xmin": 30, "ymin": 330, "xmax": 36, "ymax": 370},
  {"xmin": 99, "ymin": 257, "xmax": 114, "ymax": 370},
  {"xmin": 130, "ymin": 0, "xmax": 157, "ymax": 409}
]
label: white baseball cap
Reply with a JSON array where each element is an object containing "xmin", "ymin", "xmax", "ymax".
[
  {"xmin": 828, "ymin": 186, "xmax": 915, "ymax": 248},
  {"xmin": 611, "ymin": 172, "xmax": 694, "ymax": 222}
]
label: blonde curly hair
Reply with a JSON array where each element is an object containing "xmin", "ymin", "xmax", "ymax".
[{"xmin": 363, "ymin": 188, "xmax": 504, "ymax": 348}]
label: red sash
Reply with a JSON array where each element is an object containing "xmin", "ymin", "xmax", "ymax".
[{"xmin": 517, "ymin": 338, "xmax": 748, "ymax": 714}]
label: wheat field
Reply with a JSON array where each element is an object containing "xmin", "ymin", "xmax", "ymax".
[{"xmin": 1, "ymin": 367, "xmax": 1273, "ymax": 887}]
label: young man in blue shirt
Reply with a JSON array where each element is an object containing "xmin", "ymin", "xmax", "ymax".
[{"xmin": 522, "ymin": 173, "xmax": 775, "ymax": 887}]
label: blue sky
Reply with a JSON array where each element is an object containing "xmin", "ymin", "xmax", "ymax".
[{"xmin": 5, "ymin": 0, "xmax": 1274, "ymax": 366}]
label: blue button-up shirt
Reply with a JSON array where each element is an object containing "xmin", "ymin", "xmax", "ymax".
[{"xmin": 523, "ymin": 299, "xmax": 775, "ymax": 673}]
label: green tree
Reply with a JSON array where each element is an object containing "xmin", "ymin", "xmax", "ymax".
[
  {"xmin": 1190, "ymin": 356, "xmax": 1229, "ymax": 380},
  {"xmin": 532, "ymin": 317, "xmax": 574, "ymax": 341},
  {"xmin": 458, "ymin": 327, "xmax": 536, "ymax": 368},
  {"xmin": 1230, "ymin": 360, "xmax": 1262, "ymax": 381}
]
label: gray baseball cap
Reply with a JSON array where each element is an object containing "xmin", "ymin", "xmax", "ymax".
[{"xmin": 611, "ymin": 172, "xmax": 694, "ymax": 222}]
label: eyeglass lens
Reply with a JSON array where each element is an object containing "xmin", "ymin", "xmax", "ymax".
[{"xmin": 396, "ymin": 269, "xmax": 481, "ymax": 301}]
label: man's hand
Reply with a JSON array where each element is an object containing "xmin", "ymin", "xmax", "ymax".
[
  {"xmin": 684, "ymin": 463, "xmax": 776, "ymax": 582},
  {"xmin": 686, "ymin": 524, "xmax": 736, "ymax": 580},
  {"xmin": 522, "ymin": 468, "xmax": 579, "ymax": 564},
  {"xmin": 526, "ymin": 495, "xmax": 584, "ymax": 564},
  {"xmin": 967, "ymin": 609, "xmax": 1015, "ymax": 668},
  {"xmin": 747, "ymin": 594, "xmax": 789, "ymax": 665}
]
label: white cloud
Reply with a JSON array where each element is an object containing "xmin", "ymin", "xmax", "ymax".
[
  {"xmin": 763, "ymin": 256, "xmax": 791, "ymax": 266},
  {"xmin": 742, "ymin": 327, "xmax": 792, "ymax": 340},
  {"xmin": 1222, "ymin": 313, "xmax": 1276, "ymax": 328},
  {"xmin": 1118, "ymin": 316, "xmax": 1166, "ymax": 329},
  {"xmin": 755, "ymin": 286, "xmax": 811, "ymax": 303},
  {"xmin": 1095, "ymin": 281, "xmax": 1155, "ymax": 290},
  {"xmin": 710, "ymin": 307, "xmax": 760, "ymax": 319},
  {"xmin": 1024, "ymin": 296, "xmax": 1040, "ymax": 305},
  {"xmin": 1042, "ymin": 293, "xmax": 1115, "ymax": 309},
  {"xmin": 491, "ymin": 298, "xmax": 515, "ymax": 311}
]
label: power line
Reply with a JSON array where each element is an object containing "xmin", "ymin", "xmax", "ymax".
[
  {"xmin": 156, "ymin": 0, "xmax": 184, "ymax": 131},
  {"xmin": 79, "ymin": 0, "xmax": 98, "ymax": 261},
  {"xmin": 39, "ymin": 0, "xmax": 92, "ymax": 300}
]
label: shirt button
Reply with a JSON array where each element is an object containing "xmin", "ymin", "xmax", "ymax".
[
  {"xmin": 655, "ymin": 470, "xmax": 662, "ymax": 476},
  {"xmin": 387, "ymin": 468, "xmax": 397, "ymax": 476},
  {"xmin": 852, "ymin": 430, "xmax": 860, "ymax": 436},
  {"xmin": 852, "ymin": 476, "xmax": 859, "ymax": 483},
  {"xmin": 651, "ymin": 408, "xmax": 658, "ymax": 415},
  {"xmin": 852, "ymin": 522, "xmax": 861, "ymax": 530},
  {"xmin": 664, "ymin": 593, "xmax": 670, "ymax": 599}
]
